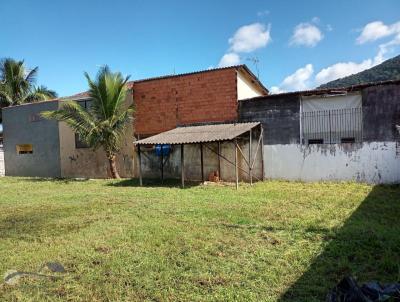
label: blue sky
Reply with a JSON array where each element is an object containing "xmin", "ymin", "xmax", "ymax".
[{"xmin": 2, "ymin": 0, "xmax": 400, "ymax": 96}]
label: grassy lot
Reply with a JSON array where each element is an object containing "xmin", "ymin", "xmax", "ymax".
[{"xmin": 0, "ymin": 177, "xmax": 399, "ymax": 301}]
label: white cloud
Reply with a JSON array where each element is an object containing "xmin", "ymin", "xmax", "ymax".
[
  {"xmin": 326, "ymin": 24, "xmax": 333, "ymax": 32},
  {"xmin": 218, "ymin": 53, "xmax": 241, "ymax": 67},
  {"xmin": 376, "ymin": 32, "xmax": 400, "ymax": 60},
  {"xmin": 315, "ymin": 59, "xmax": 375, "ymax": 86},
  {"xmin": 228, "ymin": 23, "xmax": 271, "ymax": 53},
  {"xmin": 271, "ymin": 22, "xmax": 400, "ymax": 92},
  {"xmin": 290, "ymin": 23, "xmax": 323, "ymax": 47},
  {"xmin": 356, "ymin": 21, "xmax": 400, "ymax": 44},
  {"xmin": 269, "ymin": 86, "xmax": 286, "ymax": 94},
  {"xmin": 280, "ymin": 64, "xmax": 314, "ymax": 91}
]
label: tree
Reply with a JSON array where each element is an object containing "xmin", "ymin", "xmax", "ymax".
[
  {"xmin": 0, "ymin": 58, "xmax": 57, "ymax": 107},
  {"xmin": 42, "ymin": 66, "xmax": 134, "ymax": 179}
]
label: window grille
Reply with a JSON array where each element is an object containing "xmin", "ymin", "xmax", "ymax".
[
  {"xmin": 74, "ymin": 99, "xmax": 92, "ymax": 149},
  {"xmin": 301, "ymin": 108, "xmax": 362, "ymax": 144}
]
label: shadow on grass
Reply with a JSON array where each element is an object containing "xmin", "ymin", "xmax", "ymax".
[
  {"xmin": 279, "ymin": 185, "xmax": 400, "ymax": 302},
  {"xmin": 0, "ymin": 206, "xmax": 96, "ymax": 240},
  {"xmin": 17, "ymin": 177, "xmax": 89, "ymax": 183},
  {"xmin": 107, "ymin": 177, "xmax": 201, "ymax": 188}
]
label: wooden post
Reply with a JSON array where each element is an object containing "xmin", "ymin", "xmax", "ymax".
[
  {"xmin": 249, "ymin": 129, "xmax": 253, "ymax": 185},
  {"xmin": 138, "ymin": 145, "xmax": 143, "ymax": 186},
  {"xmin": 160, "ymin": 145, "xmax": 164, "ymax": 184},
  {"xmin": 181, "ymin": 144, "xmax": 185, "ymax": 188},
  {"xmin": 200, "ymin": 143, "xmax": 204, "ymax": 183},
  {"xmin": 260, "ymin": 125, "xmax": 265, "ymax": 181},
  {"xmin": 235, "ymin": 139, "xmax": 239, "ymax": 190},
  {"xmin": 217, "ymin": 141, "xmax": 221, "ymax": 180}
]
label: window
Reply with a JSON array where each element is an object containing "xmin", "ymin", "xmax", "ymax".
[
  {"xmin": 301, "ymin": 108, "xmax": 363, "ymax": 145},
  {"xmin": 308, "ymin": 139, "xmax": 324, "ymax": 145},
  {"xmin": 29, "ymin": 113, "xmax": 43, "ymax": 122},
  {"xmin": 77, "ymin": 99, "xmax": 92, "ymax": 110},
  {"xmin": 341, "ymin": 137, "xmax": 356, "ymax": 143},
  {"xmin": 16, "ymin": 144, "xmax": 33, "ymax": 154},
  {"xmin": 74, "ymin": 99, "xmax": 92, "ymax": 149}
]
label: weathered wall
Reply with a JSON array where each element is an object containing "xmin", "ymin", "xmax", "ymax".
[
  {"xmin": 239, "ymin": 83, "xmax": 400, "ymax": 184},
  {"xmin": 139, "ymin": 136, "xmax": 263, "ymax": 182},
  {"xmin": 239, "ymin": 94, "xmax": 300, "ymax": 144},
  {"xmin": 362, "ymin": 83, "xmax": 400, "ymax": 142},
  {"xmin": 3, "ymin": 101, "xmax": 62, "ymax": 177},
  {"xmin": 263, "ymin": 142, "xmax": 400, "ymax": 184},
  {"xmin": 134, "ymin": 68, "xmax": 238, "ymax": 136},
  {"xmin": 59, "ymin": 93, "xmax": 135, "ymax": 179}
]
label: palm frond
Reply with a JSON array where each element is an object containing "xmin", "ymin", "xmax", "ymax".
[
  {"xmin": 0, "ymin": 90, "xmax": 13, "ymax": 106},
  {"xmin": 0, "ymin": 58, "xmax": 56, "ymax": 106},
  {"xmin": 41, "ymin": 101, "xmax": 96, "ymax": 137},
  {"xmin": 25, "ymin": 66, "xmax": 38, "ymax": 85},
  {"xmin": 23, "ymin": 85, "xmax": 58, "ymax": 103}
]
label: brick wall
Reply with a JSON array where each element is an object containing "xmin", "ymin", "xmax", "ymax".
[{"xmin": 133, "ymin": 68, "xmax": 238, "ymax": 136}]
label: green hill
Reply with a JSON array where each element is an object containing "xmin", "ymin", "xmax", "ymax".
[{"xmin": 319, "ymin": 55, "xmax": 400, "ymax": 89}]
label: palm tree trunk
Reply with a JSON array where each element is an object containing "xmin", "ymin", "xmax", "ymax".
[{"xmin": 107, "ymin": 154, "xmax": 120, "ymax": 179}]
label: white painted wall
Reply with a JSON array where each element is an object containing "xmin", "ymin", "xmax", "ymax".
[
  {"xmin": 264, "ymin": 142, "xmax": 400, "ymax": 184},
  {"xmin": 237, "ymin": 72, "xmax": 264, "ymax": 100}
]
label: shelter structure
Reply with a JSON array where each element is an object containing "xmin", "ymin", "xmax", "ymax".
[{"xmin": 134, "ymin": 122, "xmax": 264, "ymax": 189}]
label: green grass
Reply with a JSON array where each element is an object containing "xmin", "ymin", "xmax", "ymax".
[{"xmin": 0, "ymin": 177, "xmax": 399, "ymax": 301}]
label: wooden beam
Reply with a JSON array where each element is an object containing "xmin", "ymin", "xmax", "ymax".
[
  {"xmin": 204, "ymin": 144, "xmax": 262, "ymax": 181},
  {"xmin": 260, "ymin": 125, "xmax": 265, "ymax": 181},
  {"xmin": 181, "ymin": 144, "xmax": 185, "ymax": 188},
  {"xmin": 235, "ymin": 138, "xmax": 239, "ymax": 190},
  {"xmin": 138, "ymin": 145, "xmax": 143, "ymax": 186},
  {"xmin": 160, "ymin": 145, "xmax": 164, "ymax": 184},
  {"xmin": 217, "ymin": 141, "xmax": 221, "ymax": 179},
  {"xmin": 235, "ymin": 142, "xmax": 250, "ymax": 167},
  {"xmin": 200, "ymin": 143, "xmax": 204, "ymax": 183},
  {"xmin": 251, "ymin": 129, "xmax": 263, "ymax": 169},
  {"xmin": 249, "ymin": 129, "xmax": 253, "ymax": 185}
]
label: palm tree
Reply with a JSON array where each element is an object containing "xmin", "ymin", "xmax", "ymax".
[
  {"xmin": 0, "ymin": 58, "xmax": 57, "ymax": 107},
  {"xmin": 42, "ymin": 66, "xmax": 134, "ymax": 179}
]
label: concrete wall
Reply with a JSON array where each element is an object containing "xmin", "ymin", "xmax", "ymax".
[
  {"xmin": 264, "ymin": 142, "xmax": 400, "ymax": 184},
  {"xmin": 362, "ymin": 83, "xmax": 400, "ymax": 142},
  {"xmin": 240, "ymin": 83, "xmax": 400, "ymax": 184},
  {"xmin": 239, "ymin": 94, "xmax": 301, "ymax": 144},
  {"xmin": 59, "ymin": 93, "xmax": 135, "ymax": 179},
  {"xmin": 3, "ymin": 101, "xmax": 62, "ymax": 177},
  {"xmin": 139, "ymin": 135, "xmax": 263, "ymax": 182}
]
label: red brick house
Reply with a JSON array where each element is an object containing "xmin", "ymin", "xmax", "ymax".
[
  {"xmin": 67, "ymin": 65, "xmax": 268, "ymax": 137},
  {"xmin": 132, "ymin": 65, "xmax": 268, "ymax": 137}
]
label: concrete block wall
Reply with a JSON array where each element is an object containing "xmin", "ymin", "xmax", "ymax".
[
  {"xmin": 134, "ymin": 68, "xmax": 238, "ymax": 136},
  {"xmin": 2, "ymin": 101, "xmax": 62, "ymax": 177},
  {"xmin": 239, "ymin": 83, "xmax": 400, "ymax": 184}
]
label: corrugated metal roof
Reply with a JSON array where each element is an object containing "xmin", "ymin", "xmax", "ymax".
[{"xmin": 135, "ymin": 122, "xmax": 260, "ymax": 145}]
